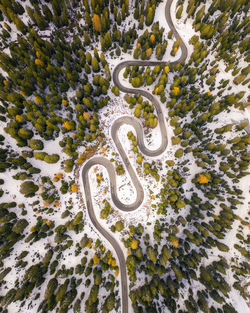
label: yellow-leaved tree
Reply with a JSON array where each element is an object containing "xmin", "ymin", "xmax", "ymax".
[
  {"xmin": 35, "ymin": 59, "xmax": 44, "ymax": 66},
  {"xmin": 64, "ymin": 121, "xmax": 71, "ymax": 130},
  {"xmin": 16, "ymin": 115, "xmax": 23, "ymax": 123},
  {"xmin": 172, "ymin": 86, "xmax": 180, "ymax": 96},
  {"xmin": 150, "ymin": 34, "xmax": 155, "ymax": 43},
  {"xmin": 34, "ymin": 96, "xmax": 43, "ymax": 105},
  {"xmin": 146, "ymin": 47, "xmax": 152, "ymax": 59},
  {"xmin": 131, "ymin": 239, "xmax": 139, "ymax": 250},
  {"xmin": 164, "ymin": 65, "xmax": 169, "ymax": 74},
  {"xmin": 83, "ymin": 112, "xmax": 89, "ymax": 120},
  {"xmin": 115, "ymin": 267, "xmax": 119, "ymax": 276},
  {"xmin": 71, "ymin": 184, "xmax": 78, "ymax": 192},
  {"xmin": 172, "ymin": 240, "xmax": 179, "ymax": 247},
  {"xmin": 93, "ymin": 254, "xmax": 99, "ymax": 265},
  {"xmin": 92, "ymin": 14, "xmax": 101, "ymax": 32},
  {"xmin": 197, "ymin": 173, "xmax": 211, "ymax": 184}
]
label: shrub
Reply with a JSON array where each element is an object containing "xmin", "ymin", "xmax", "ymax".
[
  {"xmin": 175, "ymin": 148, "xmax": 183, "ymax": 158},
  {"xmin": 44, "ymin": 154, "xmax": 60, "ymax": 164},
  {"xmin": 12, "ymin": 219, "xmax": 28, "ymax": 233},
  {"xmin": 18, "ymin": 128, "xmax": 33, "ymax": 140},
  {"xmin": 71, "ymin": 184, "xmax": 78, "ymax": 192},
  {"xmin": 34, "ymin": 152, "xmax": 47, "ymax": 161},
  {"xmin": 115, "ymin": 221, "xmax": 124, "ymax": 232},
  {"xmin": 196, "ymin": 173, "xmax": 211, "ymax": 184},
  {"xmin": 20, "ymin": 181, "xmax": 39, "ymax": 196},
  {"xmin": 29, "ymin": 139, "xmax": 44, "ymax": 150}
]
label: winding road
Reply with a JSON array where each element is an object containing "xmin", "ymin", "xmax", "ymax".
[{"xmin": 81, "ymin": 1, "xmax": 187, "ymax": 312}]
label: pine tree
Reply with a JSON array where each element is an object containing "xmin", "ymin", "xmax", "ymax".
[
  {"xmin": 176, "ymin": 4, "xmax": 183, "ymax": 19},
  {"xmin": 44, "ymin": 278, "xmax": 58, "ymax": 300},
  {"xmin": 10, "ymin": 11, "xmax": 27, "ymax": 34},
  {"xmin": 145, "ymin": 6, "xmax": 155, "ymax": 26},
  {"xmin": 116, "ymin": 11, "xmax": 122, "ymax": 25},
  {"xmin": 12, "ymin": 219, "xmax": 28, "ymax": 234},
  {"xmin": 52, "ymin": 0, "xmax": 62, "ymax": 16},
  {"xmin": 91, "ymin": 57, "xmax": 99, "ymax": 72},
  {"xmin": 0, "ymin": 52, "xmax": 15, "ymax": 71},
  {"xmin": 92, "ymin": 13, "xmax": 101, "ymax": 32},
  {"xmin": 42, "ymin": 5, "xmax": 53, "ymax": 22},
  {"xmin": 195, "ymin": 5, "xmax": 205, "ymax": 23},
  {"xmin": 33, "ymin": 9, "xmax": 48, "ymax": 30},
  {"xmin": 61, "ymin": 289, "xmax": 77, "ymax": 310},
  {"xmin": 85, "ymin": 12, "xmax": 92, "ymax": 26},
  {"xmin": 103, "ymin": 293, "xmax": 115, "ymax": 312}
]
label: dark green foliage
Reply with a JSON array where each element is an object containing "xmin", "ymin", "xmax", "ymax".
[
  {"xmin": 44, "ymin": 278, "xmax": 58, "ymax": 300},
  {"xmin": 115, "ymin": 221, "xmax": 124, "ymax": 232},
  {"xmin": 56, "ymin": 279, "xmax": 69, "ymax": 303},
  {"xmin": 0, "ymin": 267, "xmax": 11, "ymax": 281},
  {"xmin": 29, "ymin": 139, "xmax": 44, "ymax": 150},
  {"xmin": 73, "ymin": 299, "xmax": 81, "ymax": 313},
  {"xmin": 42, "ymin": 249, "xmax": 53, "ymax": 264},
  {"xmin": 44, "ymin": 154, "xmax": 60, "ymax": 164},
  {"xmin": 0, "ymin": 1, "xmax": 248, "ymax": 312},
  {"xmin": 12, "ymin": 219, "xmax": 28, "ymax": 234},
  {"xmin": 20, "ymin": 181, "xmax": 39, "ymax": 196}
]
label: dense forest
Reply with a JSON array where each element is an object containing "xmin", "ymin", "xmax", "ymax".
[{"xmin": 0, "ymin": 0, "xmax": 249, "ymax": 313}]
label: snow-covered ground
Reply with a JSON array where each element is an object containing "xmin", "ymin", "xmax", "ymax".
[{"xmin": 0, "ymin": 0, "xmax": 249, "ymax": 312}]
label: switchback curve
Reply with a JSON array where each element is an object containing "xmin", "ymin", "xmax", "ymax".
[{"xmin": 81, "ymin": 1, "xmax": 188, "ymax": 312}]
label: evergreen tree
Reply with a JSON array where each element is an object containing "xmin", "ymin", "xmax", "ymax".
[{"xmin": 176, "ymin": 4, "xmax": 183, "ymax": 19}]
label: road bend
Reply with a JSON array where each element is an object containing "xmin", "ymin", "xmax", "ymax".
[{"xmin": 81, "ymin": 0, "xmax": 187, "ymax": 312}]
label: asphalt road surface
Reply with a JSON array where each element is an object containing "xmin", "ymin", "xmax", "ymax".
[{"xmin": 81, "ymin": 1, "xmax": 187, "ymax": 312}]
